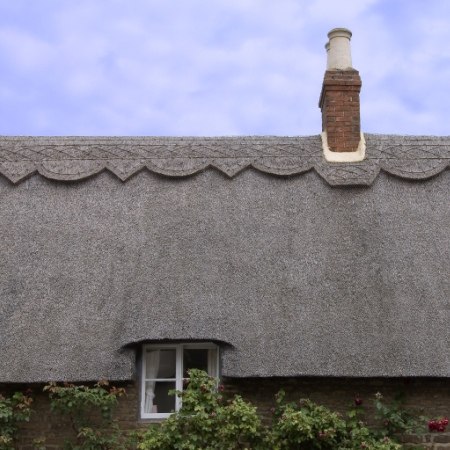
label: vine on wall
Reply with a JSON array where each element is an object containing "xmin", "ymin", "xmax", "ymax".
[{"xmin": 1, "ymin": 371, "xmax": 447, "ymax": 450}]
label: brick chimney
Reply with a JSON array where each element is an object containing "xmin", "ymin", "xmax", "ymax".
[{"xmin": 319, "ymin": 28, "xmax": 365, "ymax": 162}]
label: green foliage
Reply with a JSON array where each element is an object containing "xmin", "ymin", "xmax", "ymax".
[
  {"xmin": 44, "ymin": 380, "xmax": 131, "ymax": 450},
  {"xmin": 0, "ymin": 391, "xmax": 33, "ymax": 450},
  {"xmin": 44, "ymin": 380, "xmax": 123, "ymax": 426},
  {"xmin": 373, "ymin": 392, "xmax": 425, "ymax": 438},
  {"xmin": 267, "ymin": 390, "xmax": 401, "ymax": 450},
  {"xmin": 138, "ymin": 371, "xmax": 408, "ymax": 450},
  {"xmin": 1, "ymin": 373, "xmax": 436, "ymax": 450},
  {"xmin": 138, "ymin": 369, "xmax": 264, "ymax": 450},
  {"xmin": 268, "ymin": 393, "xmax": 347, "ymax": 449}
]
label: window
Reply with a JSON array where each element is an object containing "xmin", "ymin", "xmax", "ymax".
[{"xmin": 141, "ymin": 343, "xmax": 218, "ymax": 419}]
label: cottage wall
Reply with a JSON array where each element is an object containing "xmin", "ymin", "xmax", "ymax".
[{"xmin": 8, "ymin": 378, "xmax": 450, "ymax": 449}]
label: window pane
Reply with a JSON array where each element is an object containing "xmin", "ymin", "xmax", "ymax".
[
  {"xmin": 145, "ymin": 349, "xmax": 176, "ymax": 379},
  {"xmin": 143, "ymin": 381, "xmax": 176, "ymax": 414},
  {"xmin": 183, "ymin": 348, "xmax": 209, "ymax": 377},
  {"xmin": 208, "ymin": 348, "xmax": 218, "ymax": 377}
]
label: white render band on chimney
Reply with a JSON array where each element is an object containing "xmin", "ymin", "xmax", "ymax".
[
  {"xmin": 326, "ymin": 28, "xmax": 353, "ymax": 70},
  {"xmin": 321, "ymin": 132, "xmax": 366, "ymax": 162}
]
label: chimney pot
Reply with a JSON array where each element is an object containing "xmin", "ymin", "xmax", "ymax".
[{"xmin": 326, "ymin": 27, "xmax": 353, "ymax": 70}]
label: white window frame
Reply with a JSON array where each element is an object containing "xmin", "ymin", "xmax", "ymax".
[{"xmin": 140, "ymin": 342, "xmax": 219, "ymax": 420}]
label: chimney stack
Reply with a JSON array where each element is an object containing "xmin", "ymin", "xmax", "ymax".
[{"xmin": 319, "ymin": 28, "xmax": 365, "ymax": 162}]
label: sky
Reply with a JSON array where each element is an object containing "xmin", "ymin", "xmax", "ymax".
[{"xmin": 0, "ymin": 0, "xmax": 449, "ymax": 137}]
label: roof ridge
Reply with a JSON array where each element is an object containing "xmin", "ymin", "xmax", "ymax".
[{"xmin": 0, "ymin": 134, "xmax": 448, "ymax": 185}]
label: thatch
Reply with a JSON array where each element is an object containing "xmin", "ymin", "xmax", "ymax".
[{"xmin": 0, "ymin": 135, "xmax": 448, "ymax": 382}]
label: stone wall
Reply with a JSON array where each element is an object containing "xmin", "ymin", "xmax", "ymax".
[{"xmin": 6, "ymin": 377, "xmax": 450, "ymax": 449}]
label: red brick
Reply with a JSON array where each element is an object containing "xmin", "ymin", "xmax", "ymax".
[{"xmin": 319, "ymin": 69, "xmax": 362, "ymax": 152}]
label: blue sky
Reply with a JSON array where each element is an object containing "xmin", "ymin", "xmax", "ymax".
[{"xmin": 1, "ymin": 0, "xmax": 449, "ymax": 136}]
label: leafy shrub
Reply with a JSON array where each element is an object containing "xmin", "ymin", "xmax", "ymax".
[
  {"xmin": 4, "ymin": 372, "xmax": 439, "ymax": 450},
  {"xmin": 138, "ymin": 369, "xmax": 264, "ymax": 450},
  {"xmin": 138, "ymin": 370, "xmax": 407, "ymax": 450},
  {"xmin": 268, "ymin": 391, "xmax": 347, "ymax": 449},
  {"xmin": 44, "ymin": 380, "xmax": 131, "ymax": 450},
  {"xmin": 267, "ymin": 390, "xmax": 401, "ymax": 450},
  {"xmin": 0, "ymin": 391, "xmax": 33, "ymax": 450},
  {"xmin": 373, "ymin": 392, "xmax": 425, "ymax": 438}
]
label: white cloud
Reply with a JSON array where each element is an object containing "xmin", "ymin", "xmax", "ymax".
[
  {"xmin": 0, "ymin": 27, "xmax": 54, "ymax": 71},
  {"xmin": 306, "ymin": 0, "xmax": 381, "ymax": 21}
]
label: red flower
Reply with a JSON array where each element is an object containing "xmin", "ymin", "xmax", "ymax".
[
  {"xmin": 429, "ymin": 418, "xmax": 448, "ymax": 432},
  {"xmin": 428, "ymin": 420, "xmax": 437, "ymax": 432}
]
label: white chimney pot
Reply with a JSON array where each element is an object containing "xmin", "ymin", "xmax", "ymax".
[{"xmin": 326, "ymin": 28, "xmax": 353, "ymax": 70}]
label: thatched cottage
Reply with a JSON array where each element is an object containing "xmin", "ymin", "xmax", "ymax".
[{"xmin": 0, "ymin": 29, "xmax": 449, "ymax": 445}]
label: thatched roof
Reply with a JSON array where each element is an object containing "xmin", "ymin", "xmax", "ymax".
[{"xmin": 0, "ymin": 134, "xmax": 449, "ymax": 382}]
